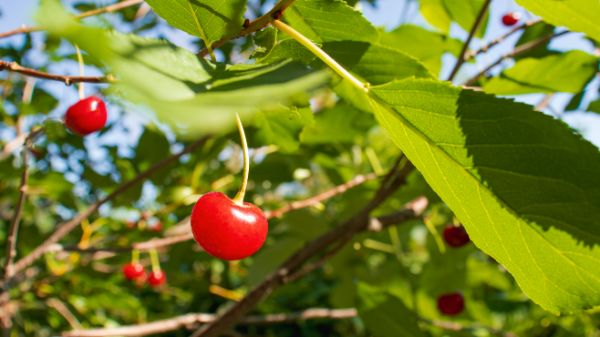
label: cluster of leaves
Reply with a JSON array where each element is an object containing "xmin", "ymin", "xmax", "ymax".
[{"xmin": 1, "ymin": 0, "xmax": 599, "ymax": 336}]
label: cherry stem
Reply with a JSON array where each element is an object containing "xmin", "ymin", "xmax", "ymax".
[
  {"xmin": 131, "ymin": 249, "xmax": 140, "ymax": 265},
  {"xmin": 149, "ymin": 249, "xmax": 161, "ymax": 274},
  {"xmin": 232, "ymin": 113, "xmax": 249, "ymax": 205},
  {"xmin": 75, "ymin": 45, "xmax": 85, "ymax": 100}
]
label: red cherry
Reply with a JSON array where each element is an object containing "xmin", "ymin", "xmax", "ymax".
[
  {"xmin": 443, "ymin": 225, "xmax": 470, "ymax": 247},
  {"xmin": 122, "ymin": 263, "xmax": 145, "ymax": 280},
  {"xmin": 437, "ymin": 292, "xmax": 465, "ymax": 316},
  {"xmin": 502, "ymin": 12, "xmax": 520, "ymax": 26},
  {"xmin": 190, "ymin": 192, "xmax": 268, "ymax": 261},
  {"xmin": 148, "ymin": 221, "xmax": 163, "ymax": 232},
  {"xmin": 147, "ymin": 270, "xmax": 167, "ymax": 287},
  {"xmin": 64, "ymin": 96, "xmax": 107, "ymax": 135}
]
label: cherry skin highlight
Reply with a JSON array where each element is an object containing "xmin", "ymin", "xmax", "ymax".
[
  {"xmin": 64, "ymin": 96, "xmax": 107, "ymax": 136},
  {"xmin": 122, "ymin": 263, "xmax": 145, "ymax": 280},
  {"xmin": 190, "ymin": 192, "xmax": 268, "ymax": 261},
  {"xmin": 147, "ymin": 270, "xmax": 167, "ymax": 287},
  {"xmin": 443, "ymin": 225, "xmax": 470, "ymax": 248},
  {"xmin": 437, "ymin": 292, "xmax": 465, "ymax": 316},
  {"xmin": 502, "ymin": 12, "xmax": 520, "ymax": 26}
]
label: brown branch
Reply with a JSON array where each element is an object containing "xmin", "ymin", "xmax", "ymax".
[
  {"xmin": 62, "ymin": 308, "xmax": 357, "ymax": 337},
  {"xmin": 0, "ymin": 127, "xmax": 43, "ymax": 161},
  {"xmin": 0, "ymin": 61, "xmax": 114, "ymax": 85},
  {"xmin": 198, "ymin": 0, "xmax": 297, "ymax": 57},
  {"xmin": 446, "ymin": 0, "xmax": 492, "ymax": 81},
  {"xmin": 0, "ymin": 0, "xmax": 143, "ymax": 40},
  {"xmin": 190, "ymin": 160, "xmax": 418, "ymax": 337},
  {"xmin": 1, "ymin": 136, "xmax": 210, "ymax": 288},
  {"xmin": 464, "ymin": 31, "xmax": 570, "ymax": 86},
  {"xmin": 47, "ymin": 298, "xmax": 82, "ymax": 330},
  {"xmin": 2, "ymin": 137, "xmax": 30, "ymax": 280},
  {"xmin": 465, "ymin": 19, "xmax": 542, "ymax": 60}
]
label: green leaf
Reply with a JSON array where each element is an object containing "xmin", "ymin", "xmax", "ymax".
[
  {"xmin": 252, "ymin": 26, "xmax": 278, "ymax": 60},
  {"xmin": 357, "ymin": 283, "xmax": 426, "ymax": 337},
  {"xmin": 588, "ymin": 99, "xmax": 600, "ymax": 114},
  {"xmin": 300, "ymin": 103, "xmax": 373, "ymax": 144},
  {"xmin": 253, "ymin": 106, "xmax": 313, "ymax": 152},
  {"xmin": 442, "ymin": 0, "xmax": 489, "ymax": 38},
  {"xmin": 284, "ymin": 0, "xmax": 378, "ymax": 43},
  {"xmin": 515, "ymin": 0, "xmax": 600, "ymax": 42},
  {"xmin": 367, "ymin": 78, "xmax": 600, "ymax": 313},
  {"xmin": 514, "ymin": 21, "xmax": 555, "ymax": 60},
  {"xmin": 379, "ymin": 25, "xmax": 460, "ymax": 75},
  {"xmin": 144, "ymin": 0, "xmax": 246, "ymax": 48},
  {"xmin": 419, "ymin": 0, "xmax": 452, "ymax": 33},
  {"xmin": 483, "ymin": 51, "xmax": 599, "ymax": 94}
]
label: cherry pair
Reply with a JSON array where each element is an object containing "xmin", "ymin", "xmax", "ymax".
[{"xmin": 122, "ymin": 263, "xmax": 166, "ymax": 287}]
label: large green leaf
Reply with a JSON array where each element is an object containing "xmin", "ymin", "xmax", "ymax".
[
  {"xmin": 515, "ymin": 0, "xmax": 600, "ymax": 42},
  {"xmin": 144, "ymin": 0, "xmax": 246, "ymax": 49},
  {"xmin": 419, "ymin": 0, "xmax": 452, "ymax": 33},
  {"xmin": 442, "ymin": 0, "xmax": 489, "ymax": 38},
  {"xmin": 361, "ymin": 78, "xmax": 600, "ymax": 314},
  {"xmin": 483, "ymin": 51, "xmax": 598, "ymax": 94},
  {"xmin": 284, "ymin": 0, "xmax": 378, "ymax": 43}
]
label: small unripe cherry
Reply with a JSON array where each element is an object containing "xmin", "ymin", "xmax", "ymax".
[
  {"xmin": 190, "ymin": 192, "xmax": 268, "ymax": 261},
  {"xmin": 502, "ymin": 12, "xmax": 520, "ymax": 26},
  {"xmin": 64, "ymin": 96, "xmax": 107, "ymax": 136},
  {"xmin": 122, "ymin": 263, "xmax": 145, "ymax": 280},
  {"xmin": 443, "ymin": 225, "xmax": 470, "ymax": 247},
  {"xmin": 437, "ymin": 292, "xmax": 465, "ymax": 316},
  {"xmin": 147, "ymin": 270, "xmax": 167, "ymax": 287}
]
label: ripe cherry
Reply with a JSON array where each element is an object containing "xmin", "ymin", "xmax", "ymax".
[
  {"xmin": 148, "ymin": 221, "xmax": 163, "ymax": 232},
  {"xmin": 437, "ymin": 292, "xmax": 465, "ymax": 316},
  {"xmin": 147, "ymin": 270, "xmax": 167, "ymax": 287},
  {"xmin": 64, "ymin": 96, "xmax": 107, "ymax": 135},
  {"xmin": 443, "ymin": 225, "xmax": 470, "ymax": 248},
  {"xmin": 191, "ymin": 192, "xmax": 268, "ymax": 261},
  {"xmin": 502, "ymin": 12, "xmax": 520, "ymax": 26},
  {"xmin": 122, "ymin": 263, "xmax": 145, "ymax": 280}
]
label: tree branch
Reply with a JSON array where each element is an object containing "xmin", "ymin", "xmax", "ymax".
[
  {"xmin": 1, "ymin": 136, "xmax": 210, "ymax": 288},
  {"xmin": 197, "ymin": 0, "xmax": 296, "ymax": 57},
  {"xmin": 190, "ymin": 160, "xmax": 419, "ymax": 337},
  {"xmin": 0, "ymin": 0, "xmax": 144, "ymax": 40},
  {"xmin": 2, "ymin": 138, "xmax": 31, "ymax": 280},
  {"xmin": 0, "ymin": 61, "xmax": 114, "ymax": 85},
  {"xmin": 62, "ymin": 308, "xmax": 357, "ymax": 337},
  {"xmin": 463, "ymin": 30, "xmax": 569, "ymax": 86},
  {"xmin": 446, "ymin": 0, "xmax": 492, "ymax": 81},
  {"xmin": 465, "ymin": 19, "xmax": 542, "ymax": 60}
]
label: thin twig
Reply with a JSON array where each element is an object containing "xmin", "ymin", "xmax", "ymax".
[
  {"xmin": 446, "ymin": 0, "xmax": 492, "ymax": 81},
  {"xmin": 198, "ymin": 0, "xmax": 296, "ymax": 57},
  {"xmin": 0, "ymin": 0, "xmax": 143, "ymax": 40},
  {"xmin": 1, "ymin": 136, "xmax": 210, "ymax": 288},
  {"xmin": 2, "ymin": 138, "xmax": 30, "ymax": 280},
  {"xmin": 47, "ymin": 298, "xmax": 82, "ymax": 330},
  {"xmin": 463, "ymin": 30, "xmax": 569, "ymax": 86},
  {"xmin": 265, "ymin": 173, "xmax": 378, "ymax": 218},
  {"xmin": 465, "ymin": 19, "xmax": 541, "ymax": 60},
  {"xmin": 0, "ymin": 128, "xmax": 44, "ymax": 161},
  {"xmin": 190, "ymin": 161, "xmax": 418, "ymax": 337},
  {"xmin": 0, "ymin": 61, "xmax": 114, "ymax": 85},
  {"xmin": 62, "ymin": 308, "xmax": 357, "ymax": 337}
]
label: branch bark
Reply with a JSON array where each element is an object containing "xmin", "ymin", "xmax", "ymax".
[
  {"xmin": 465, "ymin": 19, "xmax": 542, "ymax": 60},
  {"xmin": 0, "ymin": 61, "xmax": 114, "ymax": 85},
  {"xmin": 190, "ymin": 161, "xmax": 420, "ymax": 337},
  {"xmin": 1, "ymin": 136, "xmax": 210, "ymax": 288},
  {"xmin": 446, "ymin": 0, "xmax": 492, "ymax": 81},
  {"xmin": 62, "ymin": 308, "xmax": 357, "ymax": 337}
]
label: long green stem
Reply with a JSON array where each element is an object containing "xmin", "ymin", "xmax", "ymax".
[
  {"xmin": 131, "ymin": 249, "xmax": 140, "ymax": 265},
  {"xmin": 149, "ymin": 249, "xmax": 161, "ymax": 274},
  {"xmin": 232, "ymin": 113, "xmax": 249, "ymax": 205},
  {"xmin": 272, "ymin": 20, "xmax": 368, "ymax": 93},
  {"xmin": 75, "ymin": 45, "xmax": 85, "ymax": 99}
]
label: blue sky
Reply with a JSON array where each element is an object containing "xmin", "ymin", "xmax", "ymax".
[{"xmin": 1, "ymin": 0, "xmax": 599, "ymax": 148}]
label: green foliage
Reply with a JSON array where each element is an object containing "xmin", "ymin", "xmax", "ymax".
[{"xmin": 483, "ymin": 51, "xmax": 599, "ymax": 94}]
